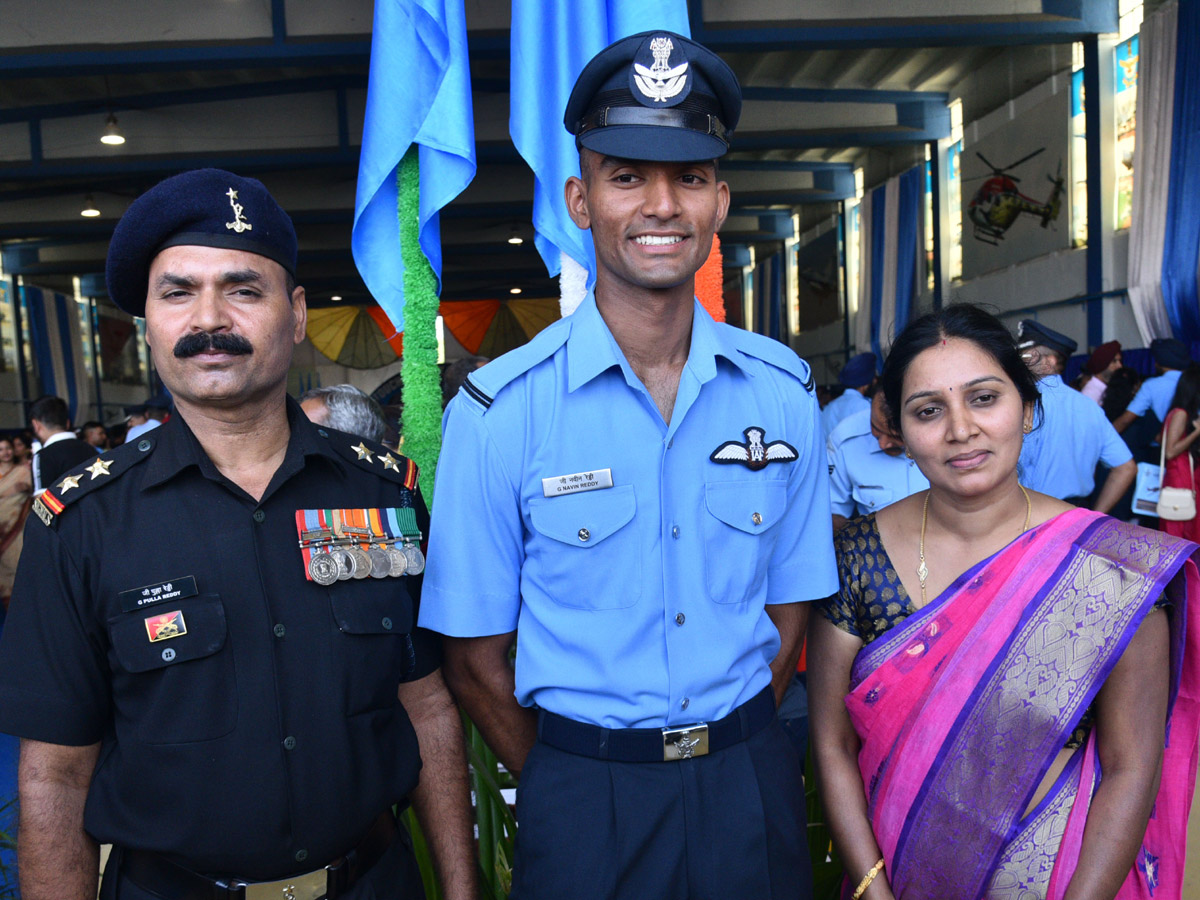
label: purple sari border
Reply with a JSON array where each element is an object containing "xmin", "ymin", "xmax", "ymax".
[{"xmin": 890, "ymin": 514, "xmax": 1097, "ymax": 883}]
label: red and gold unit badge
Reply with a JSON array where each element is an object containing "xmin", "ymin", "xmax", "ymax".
[{"xmin": 145, "ymin": 610, "xmax": 187, "ymax": 642}]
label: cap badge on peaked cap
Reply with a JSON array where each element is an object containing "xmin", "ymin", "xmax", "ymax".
[
  {"xmin": 631, "ymin": 35, "xmax": 692, "ymax": 106},
  {"xmin": 225, "ymin": 188, "xmax": 253, "ymax": 235}
]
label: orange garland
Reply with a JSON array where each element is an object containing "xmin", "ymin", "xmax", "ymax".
[{"xmin": 695, "ymin": 233, "xmax": 725, "ymax": 323}]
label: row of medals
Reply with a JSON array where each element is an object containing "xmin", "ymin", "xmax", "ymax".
[{"xmin": 302, "ymin": 527, "xmax": 425, "ymax": 586}]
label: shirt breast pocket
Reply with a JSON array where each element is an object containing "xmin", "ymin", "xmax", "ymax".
[
  {"xmin": 852, "ymin": 484, "xmax": 896, "ymax": 513},
  {"xmin": 703, "ymin": 480, "xmax": 787, "ymax": 604},
  {"xmin": 329, "ymin": 582, "xmax": 415, "ymax": 716},
  {"xmin": 527, "ymin": 485, "xmax": 640, "ymax": 610},
  {"xmin": 108, "ymin": 594, "xmax": 236, "ymax": 745}
]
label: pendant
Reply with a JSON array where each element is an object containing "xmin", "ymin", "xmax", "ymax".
[{"xmin": 917, "ymin": 559, "xmax": 929, "ymax": 583}]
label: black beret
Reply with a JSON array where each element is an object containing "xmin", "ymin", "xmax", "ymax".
[
  {"xmin": 564, "ymin": 31, "xmax": 741, "ymax": 162},
  {"xmin": 1017, "ymin": 319, "xmax": 1077, "ymax": 361},
  {"xmin": 105, "ymin": 168, "xmax": 297, "ymax": 317}
]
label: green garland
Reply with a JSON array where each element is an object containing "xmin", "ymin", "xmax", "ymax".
[{"xmin": 398, "ymin": 147, "xmax": 442, "ymax": 502}]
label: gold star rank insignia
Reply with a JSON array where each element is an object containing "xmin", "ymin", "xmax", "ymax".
[
  {"xmin": 58, "ymin": 474, "xmax": 83, "ymax": 493},
  {"xmin": 86, "ymin": 458, "xmax": 114, "ymax": 480},
  {"xmin": 351, "ymin": 442, "xmax": 374, "ymax": 462},
  {"xmin": 380, "ymin": 453, "xmax": 401, "ymax": 472}
]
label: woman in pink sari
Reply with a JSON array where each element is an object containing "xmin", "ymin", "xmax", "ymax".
[{"xmin": 809, "ymin": 305, "xmax": 1200, "ymax": 900}]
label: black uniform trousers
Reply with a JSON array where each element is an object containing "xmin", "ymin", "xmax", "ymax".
[
  {"xmin": 99, "ymin": 830, "xmax": 425, "ymax": 900},
  {"xmin": 511, "ymin": 718, "xmax": 810, "ymax": 900}
]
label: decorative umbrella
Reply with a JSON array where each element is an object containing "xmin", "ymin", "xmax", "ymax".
[
  {"xmin": 306, "ymin": 305, "xmax": 404, "ymax": 369},
  {"xmin": 440, "ymin": 297, "xmax": 561, "ymax": 357}
]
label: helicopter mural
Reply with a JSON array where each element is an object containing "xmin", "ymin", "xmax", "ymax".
[{"xmin": 965, "ymin": 147, "xmax": 1065, "ymax": 246}]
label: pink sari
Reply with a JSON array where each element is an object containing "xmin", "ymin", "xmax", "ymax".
[{"xmin": 846, "ymin": 509, "xmax": 1200, "ymax": 899}]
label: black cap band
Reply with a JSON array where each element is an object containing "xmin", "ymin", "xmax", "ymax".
[
  {"xmin": 577, "ymin": 106, "xmax": 729, "ymax": 147},
  {"xmin": 158, "ymin": 232, "xmax": 297, "ymax": 277}
]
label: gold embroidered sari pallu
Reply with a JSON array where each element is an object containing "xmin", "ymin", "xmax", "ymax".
[{"xmin": 845, "ymin": 510, "xmax": 1200, "ymax": 899}]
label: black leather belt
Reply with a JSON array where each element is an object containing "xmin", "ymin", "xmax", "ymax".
[
  {"xmin": 537, "ymin": 685, "xmax": 775, "ymax": 762},
  {"xmin": 121, "ymin": 809, "xmax": 396, "ymax": 900}
]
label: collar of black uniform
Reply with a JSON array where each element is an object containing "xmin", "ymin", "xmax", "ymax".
[{"xmin": 139, "ymin": 396, "xmax": 346, "ymax": 493}]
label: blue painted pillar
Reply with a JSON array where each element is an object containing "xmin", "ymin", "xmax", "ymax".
[{"xmin": 1084, "ymin": 36, "xmax": 1104, "ymax": 347}]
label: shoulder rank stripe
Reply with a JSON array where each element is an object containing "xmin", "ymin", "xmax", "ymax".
[
  {"xmin": 460, "ymin": 376, "xmax": 492, "ymax": 409},
  {"xmin": 40, "ymin": 491, "xmax": 65, "ymax": 515},
  {"xmin": 403, "ymin": 458, "xmax": 419, "ymax": 491}
]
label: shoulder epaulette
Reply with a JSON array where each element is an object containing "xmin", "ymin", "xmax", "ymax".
[
  {"xmin": 724, "ymin": 327, "xmax": 816, "ymax": 395},
  {"xmin": 458, "ymin": 317, "xmax": 573, "ymax": 412},
  {"xmin": 319, "ymin": 428, "xmax": 420, "ymax": 492},
  {"xmin": 32, "ymin": 437, "xmax": 156, "ymax": 529}
]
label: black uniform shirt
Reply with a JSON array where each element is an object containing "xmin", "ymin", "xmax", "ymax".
[{"xmin": 0, "ymin": 399, "xmax": 438, "ymax": 880}]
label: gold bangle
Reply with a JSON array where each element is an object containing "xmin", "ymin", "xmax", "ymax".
[{"xmin": 851, "ymin": 858, "xmax": 886, "ymax": 900}]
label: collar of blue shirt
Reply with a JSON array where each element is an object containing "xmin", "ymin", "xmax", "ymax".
[{"xmin": 565, "ymin": 292, "xmax": 752, "ymax": 393}]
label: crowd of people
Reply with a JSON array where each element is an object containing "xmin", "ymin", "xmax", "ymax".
[{"xmin": 0, "ymin": 27, "xmax": 1195, "ymax": 900}]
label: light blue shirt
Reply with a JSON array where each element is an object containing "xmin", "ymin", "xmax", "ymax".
[
  {"xmin": 125, "ymin": 418, "xmax": 163, "ymax": 442},
  {"xmin": 1020, "ymin": 374, "xmax": 1133, "ymax": 499},
  {"xmin": 821, "ymin": 388, "xmax": 870, "ymax": 438},
  {"xmin": 1128, "ymin": 370, "xmax": 1182, "ymax": 423},
  {"xmin": 827, "ymin": 410, "xmax": 929, "ymax": 517},
  {"xmin": 421, "ymin": 294, "xmax": 837, "ymax": 729}
]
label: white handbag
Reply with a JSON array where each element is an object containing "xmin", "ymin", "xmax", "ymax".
[{"xmin": 1157, "ymin": 415, "xmax": 1197, "ymax": 522}]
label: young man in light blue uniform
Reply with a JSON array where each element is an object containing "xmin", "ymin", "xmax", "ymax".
[
  {"xmin": 820, "ymin": 351, "xmax": 875, "ymax": 437},
  {"xmin": 1017, "ymin": 320, "xmax": 1135, "ymax": 510},
  {"xmin": 1113, "ymin": 337, "xmax": 1192, "ymax": 434},
  {"xmin": 420, "ymin": 30, "xmax": 836, "ymax": 900},
  {"xmin": 828, "ymin": 392, "xmax": 928, "ymax": 531}
]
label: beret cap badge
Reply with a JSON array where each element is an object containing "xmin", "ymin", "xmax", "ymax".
[{"xmin": 225, "ymin": 188, "xmax": 253, "ymax": 235}]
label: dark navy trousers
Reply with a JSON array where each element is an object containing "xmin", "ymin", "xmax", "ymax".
[{"xmin": 511, "ymin": 718, "xmax": 811, "ymax": 900}]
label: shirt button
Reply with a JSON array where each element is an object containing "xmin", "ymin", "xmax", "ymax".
[
  {"xmin": 578, "ymin": 528, "xmax": 590, "ymax": 542},
  {"xmin": 273, "ymin": 624, "xmax": 286, "ymax": 638},
  {"xmin": 680, "ymin": 698, "xmax": 690, "ymax": 710},
  {"xmin": 253, "ymin": 510, "xmax": 266, "ymax": 523},
  {"xmin": 382, "ymin": 617, "xmax": 393, "ymax": 630},
  {"xmin": 671, "ymin": 526, "xmax": 680, "ymax": 539},
  {"xmin": 137, "ymin": 439, "xmax": 151, "ymax": 452},
  {"xmin": 295, "ymin": 849, "xmax": 308, "ymax": 863},
  {"xmin": 283, "ymin": 736, "xmax": 296, "ymax": 750},
  {"xmin": 675, "ymin": 613, "xmax": 685, "ymax": 626},
  {"xmin": 752, "ymin": 512, "xmax": 762, "ymax": 525}
]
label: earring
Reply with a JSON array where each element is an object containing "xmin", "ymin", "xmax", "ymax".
[
  {"xmin": 1023, "ymin": 423, "xmax": 1032, "ymax": 434},
  {"xmin": 904, "ymin": 448, "xmax": 913, "ymax": 459}
]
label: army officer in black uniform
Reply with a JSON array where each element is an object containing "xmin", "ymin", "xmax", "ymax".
[{"xmin": 0, "ymin": 169, "xmax": 475, "ymax": 900}]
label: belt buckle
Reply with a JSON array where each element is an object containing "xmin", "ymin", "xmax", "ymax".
[
  {"xmin": 244, "ymin": 868, "xmax": 328, "ymax": 900},
  {"xmin": 662, "ymin": 723, "xmax": 709, "ymax": 761}
]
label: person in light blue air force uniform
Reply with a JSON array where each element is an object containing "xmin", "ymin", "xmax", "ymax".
[
  {"xmin": 820, "ymin": 351, "xmax": 876, "ymax": 438},
  {"xmin": 828, "ymin": 390, "xmax": 929, "ymax": 532},
  {"xmin": 420, "ymin": 30, "xmax": 837, "ymax": 900},
  {"xmin": 1016, "ymin": 319, "xmax": 1136, "ymax": 510}
]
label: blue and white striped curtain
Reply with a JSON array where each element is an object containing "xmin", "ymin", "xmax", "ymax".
[
  {"xmin": 753, "ymin": 251, "xmax": 785, "ymax": 341},
  {"xmin": 1128, "ymin": 0, "xmax": 1200, "ymax": 344},
  {"xmin": 23, "ymin": 284, "xmax": 89, "ymax": 423},
  {"xmin": 854, "ymin": 165, "xmax": 924, "ymax": 360}
]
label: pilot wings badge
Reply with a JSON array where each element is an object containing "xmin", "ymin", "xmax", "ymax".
[
  {"xmin": 710, "ymin": 427, "xmax": 798, "ymax": 471},
  {"xmin": 633, "ymin": 36, "xmax": 689, "ymax": 103}
]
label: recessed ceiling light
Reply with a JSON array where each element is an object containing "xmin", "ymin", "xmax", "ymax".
[
  {"xmin": 100, "ymin": 113, "xmax": 125, "ymax": 146},
  {"xmin": 80, "ymin": 195, "xmax": 100, "ymax": 217},
  {"xmin": 510, "ymin": 287, "xmax": 522, "ymax": 295},
  {"xmin": 330, "ymin": 294, "xmax": 343, "ymax": 302},
  {"xmin": 507, "ymin": 228, "xmax": 524, "ymax": 245}
]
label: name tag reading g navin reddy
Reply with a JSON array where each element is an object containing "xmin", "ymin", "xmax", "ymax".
[{"xmin": 542, "ymin": 468, "xmax": 613, "ymax": 497}]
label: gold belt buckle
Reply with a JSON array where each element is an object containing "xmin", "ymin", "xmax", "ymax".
[
  {"xmin": 662, "ymin": 723, "xmax": 709, "ymax": 761},
  {"xmin": 243, "ymin": 867, "xmax": 328, "ymax": 900}
]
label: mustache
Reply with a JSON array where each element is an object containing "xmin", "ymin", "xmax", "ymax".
[{"xmin": 173, "ymin": 332, "xmax": 254, "ymax": 359}]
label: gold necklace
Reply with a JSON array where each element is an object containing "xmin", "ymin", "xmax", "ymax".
[{"xmin": 917, "ymin": 484, "xmax": 1031, "ymax": 605}]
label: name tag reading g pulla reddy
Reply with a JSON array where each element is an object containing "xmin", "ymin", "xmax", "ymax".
[{"xmin": 542, "ymin": 468, "xmax": 614, "ymax": 497}]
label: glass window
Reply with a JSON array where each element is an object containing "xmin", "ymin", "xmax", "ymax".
[
  {"xmin": 1070, "ymin": 66, "xmax": 1087, "ymax": 248},
  {"xmin": 0, "ymin": 278, "xmax": 15, "ymax": 373}
]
